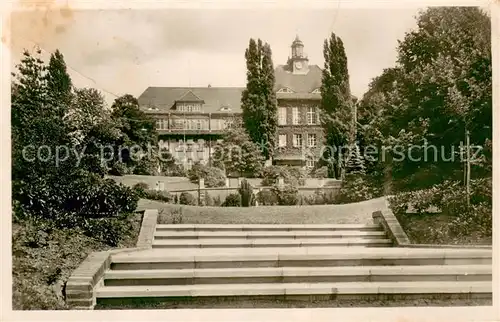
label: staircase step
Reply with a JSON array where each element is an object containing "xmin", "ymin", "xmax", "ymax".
[
  {"xmin": 155, "ymin": 224, "xmax": 382, "ymax": 232},
  {"xmin": 153, "ymin": 230, "xmax": 387, "ymax": 240},
  {"xmin": 103, "ymin": 264, "xmax": 492, "ymax": 286},
  {"xmin": 110, "ymin": 247, "xmax": 492, "ymax": 270},
  {"xmin": 96, "ymin": 281, "xmax": 492, "ymax": 300},
  {"xmin": 151, "ymin": 238, "xmax": 393, "ymax": 248}
]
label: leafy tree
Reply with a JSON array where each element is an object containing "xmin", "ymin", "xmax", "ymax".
[
  {"xmin": 109, "ymin": 94, "xmax": 157, "ymax": 172},
  {"xmin": 359, "ymin": 7, "xmax": 491, "ymax": 192},
  {"xmin": 212, "ymin": 126, "xmax": 265, "ymax": 177},
  {"xmin": 241, "ymin": 38, "xmax": 278, "ymax": 159},
  {"xmin": 319, "ymin": 32, "xmax": 353, "ymax": 179},
  {"xmin": 11, "ymin": 48, "xmax": 138, "ymax": 224}
]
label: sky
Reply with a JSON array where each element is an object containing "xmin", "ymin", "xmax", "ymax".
[{"xmin": 10, "ymin": 8, "xmax": 425, "ymax": 106}]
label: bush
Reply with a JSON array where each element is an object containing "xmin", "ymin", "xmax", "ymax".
[
  {"xmin": 179, "ymin": 192, "xmax": 197, "ymax": 205},
  {"xmin": 222, "ymin": 193, "xmax": 241, "ymax": 207},
  {"xmin": 335, "ymin": 174, "xmax": 378, "ymax": 204},
  {"xmin": 188, "ymin": 163, "xmax": 226, "ymax": 188},
  {"xmin": 132, "ymin": 182, "xmax": 149, "ymax": 197},
  {"xmin": 109, "ymin": 161, "xmax": 130, "ymax": 176},
  {"xmin": 142, "ymin": 189, "xmax": 173, "ymax": 203},
  {"xmin": 238, "ymin": 179, "xmax": 254, "ymax": 207},
  {"xmin": 81, "ymin": 215, "xmax": 133, "ymax": 247},
  {"xmin": 310, "ymin": 166, "xmax": 328, "ymax": 179},
  {"xmin": 162, "ymin": 163, "xmax": 187, "ymax": 177},
  {"xmin": 211, "ymin": 195, "xmax": 223, "ymax": 207},
  {"xmin": 388, "ymin": 178, "xmax": 492, "ymax": 242},
  {"xmin": 256, "ymin": 189, "xmax": 278, "ymax": 206},
  {"xmin": 14, "ymin": 173, "xmax": 139, "ymax": 223},
  {"xmin": 260, "ymin": 166, "xmax": 305, "ymax": 187},
  {"xmin": 271, "ymin": 184, "xmax": 299, "ymax": 205}
]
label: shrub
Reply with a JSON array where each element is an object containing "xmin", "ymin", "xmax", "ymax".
[
  {"xmin": 143, "ymin": 189, "xmax": 173, "ymax": 203},
  {"xmin": 133, "ymin": 156, "xmax": 159, "ymax": 175},
  {"xmin": 162, "ymin": 163, "xmax": 187, "ymax": 177},
  {"xmin": 212, "ymin": 195, "xmax": 222, "ymax": 207},
  {"xmin": 179, "ymin": 192, "xmax": 197, "ymax": 205},
  {"xmin": 109, "ymin": 161, "xmax": 130, "ymax": 176},
  {"xmin": 81, "ymin": 215, "xmax": 133, "ymax": 247},
  {"xmin": 188, "ymin": 163, "xmax": 226, "ymax": 188},
  {"xmin": 388, "ymin": 178, "xmax": 492, "ymax": 242},
  {"xmin": 238, "ymin": 179, "xmax": 254, "ymax": 207},
  {"xmin": 15, "ymin": 173, "xmax": 139, "ymax": 223},
  {"xmin": 132, "ymin": 182, "xmax": 149, "ymax": 197},
  {"xmin": 260, "ymin": 166, "xmax": 305, "ymax": 186},
  {"xmin": 335, "ymin": 174, "xmax": 377, "ymax": 204},
  {"xmin": 310, "ymin": 166, "xmax": 328, "ymax": 179},
  {"xmin": 222, "ymin": 193, "xmax": 241, "ymax": 207},
  {"xmin": 271, "ymin": 184, "xmax": 299, "ymax": 205},
  {"xmin": 256, "ymin": 189, "xmax": 278, "ymax": 206}
]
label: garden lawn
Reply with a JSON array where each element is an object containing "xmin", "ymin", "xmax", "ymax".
[
  {"xmin": 12, "ymin": 213, "xmax": 143, "ymax": 310},
  {"xmin": 139, "ymin": 197, "xmax": 388, "ymax": 225}
]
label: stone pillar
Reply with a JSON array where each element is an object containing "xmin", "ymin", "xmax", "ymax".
[
  {"xmin": 155, "ymin": 181, "xmax": 160, "ymax": 191},
  {"xmin": 225, "ymin": 178, "xmax": 230, "ymax": 188},
  {"xmin": 159, "ymin": 181, "xmax": 165, "ymax": 191},
  {"xmin": 277, "ymin": 177, "xmax": 285, "ymax": 187},
  {"xmin": 198, "ymin": 178, "xmax": 205, "ymax": 206},
  {"xmin": 237, "ymin": 177, "xmax": 242, "ymax": 187}
]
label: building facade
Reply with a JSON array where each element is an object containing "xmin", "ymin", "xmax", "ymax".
[{"xmin": 138, "ymin": 36, "xmax": 324, "ymax": 170}]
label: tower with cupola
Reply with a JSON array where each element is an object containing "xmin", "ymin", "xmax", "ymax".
[{"xmin": 287, "ymin": 35, "xmax": 309, "ymax": 74}]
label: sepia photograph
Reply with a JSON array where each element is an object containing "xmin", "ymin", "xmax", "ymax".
[{"xmin": 5, "ymin": 1, "xmax": 496, "ymax": 317}]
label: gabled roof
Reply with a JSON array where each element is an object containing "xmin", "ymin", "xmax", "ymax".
[
  {"xmin": 176, "ymin": 90, "xmax": 204, "ymax": 103},
  {"xmin": 274, "ymin": 64, "xmax": 322, "ymax": 93},
  {"xmin": 138, "ymin": 87, "xmax": 245, "ymax": 113}
]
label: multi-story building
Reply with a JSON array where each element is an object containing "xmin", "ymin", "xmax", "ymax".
[
  {"xmin": 138, "ymin": 35, "xmax": 323, "ymax": 170},
  {"xmin": 273, "ymin": 35, "xmax": 322, "ymax": 168}
]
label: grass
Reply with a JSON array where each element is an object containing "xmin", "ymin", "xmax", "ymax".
[
  {"xmin": 139, "ymin": 197, "xmax": 388, "ymax": 225},
  {"xmin": 12, "ymin": 213, "xmax": 143, "ymax": 310},
  {"xmin": 395, "ymin": 212, "xmax": 492, "ymax": 245}
]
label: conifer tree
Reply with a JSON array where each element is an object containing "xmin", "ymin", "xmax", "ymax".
[
  {"xmin": 241, "ymin": 38, "xmax": 278, "ymax": 160},
  {"xmin": 319, "ymin": 32, "xmax": 353, "ymax": 179}
]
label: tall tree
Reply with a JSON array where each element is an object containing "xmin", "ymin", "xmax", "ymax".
[
  {"xmin": 319, "ymin": 32, "xmax": 353, "ymax": 179},
  {"xmin": 46, "ymin": 49, "xmax": 73, "ymax": 115},
  {"xmin": 359, "ymin": 7, "xmax": 491, "ymax": 192},
  {"xmin": 241, "ymin": 38, "xmax": 277, "ymax": 160}
]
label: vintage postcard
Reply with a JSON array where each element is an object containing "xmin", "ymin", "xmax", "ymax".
[{"xmin": 2, "ymin": 0, "xmax": 498, "ymax": 321}]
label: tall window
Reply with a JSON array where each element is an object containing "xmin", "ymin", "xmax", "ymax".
[
  {"xmin": 293, "ymin": 134, "xmax": 302, "ymax": 147},
  {"xmin": 278, "ymin": 134, "xmax": 287, "ymax": 147},
  {"xmin": 307, "ymin": 107, "xmax": 317, "ymax": 125},
  {"xmin": 278, "ymin": 107, "xmax": 287, "ymax": 125},
  {"xmin": 306, "ymin": 157, "xmax": 315, "ymax": 168},
  {"xmin": 292, "ymin": 107, "xmax": 299, "ymax": 125},
  {"xmin": 307, "ymin": 134, "xmax": 317, "ymax": 147}
]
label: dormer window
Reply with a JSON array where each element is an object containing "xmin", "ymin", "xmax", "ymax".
[
  {"xmin": 175, "ymin": 90, "xmax": 204, "ymax": 112},
  {"xmin": 311, "ymin": 88, "xmax": 321, "ymax": 94},
  {"xmin": 277, "ymin": 87, "xmax": 294, "ymax": 93},
  {"xmin": 220, "ymin": 105, "xmax": 231, "ymax": 112}
]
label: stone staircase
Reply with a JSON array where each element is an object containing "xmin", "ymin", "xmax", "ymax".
[{"xmin": 95, "ymin": 224, "xmax": 492, "ymax": 306}]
